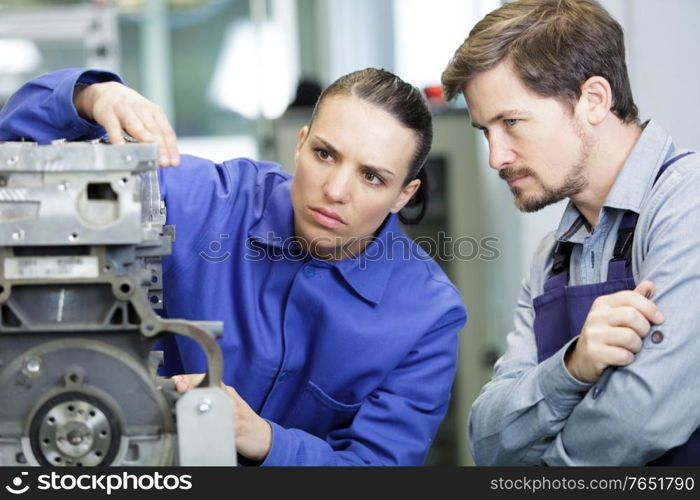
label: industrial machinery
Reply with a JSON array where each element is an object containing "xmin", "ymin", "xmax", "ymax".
[{"xmin": 0, "ymin": 141, "xmax": 236, "ymax": 466}]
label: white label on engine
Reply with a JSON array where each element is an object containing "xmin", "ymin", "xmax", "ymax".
[{"xmin": 4, "ymin": 256, "xmax": 99, "ymax": 280}]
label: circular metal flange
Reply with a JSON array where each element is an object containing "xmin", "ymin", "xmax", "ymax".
[{"xmin": 29, "ymin": 392, "xmax": 120, "ymax": 466}]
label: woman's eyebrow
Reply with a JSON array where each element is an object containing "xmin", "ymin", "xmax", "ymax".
[
  {"xmin": 313, "ymin": 135, "xmax": 395, "ymax": 177},
  {"xmin": 312, "ymin": 136, "xmax": 341, "ymax": 158}
]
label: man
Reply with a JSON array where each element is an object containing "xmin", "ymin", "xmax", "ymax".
[{"xmin": 442, "ymin": 0, "xmax": 700, "ymax": 465}]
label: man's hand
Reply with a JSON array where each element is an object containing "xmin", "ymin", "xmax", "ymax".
[
  {"xmin": 565, "ymin": 280, "xmax": 664, "ymax": 383},
  {"xmin": 173, "ymin": 374, "xmax": 272, "ymax": 462},
  {"xmin": 73, "ymin": 81, "xmax": 179, "ymax": 167}
]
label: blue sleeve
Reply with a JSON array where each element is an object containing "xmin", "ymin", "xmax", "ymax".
[
  {"xmin": 261, "ymin": 306, "xmax": 466, "ymax": 466},
  {"xmin": 0, "ymin": 68, "xmax": 123, "ymax": 143}
]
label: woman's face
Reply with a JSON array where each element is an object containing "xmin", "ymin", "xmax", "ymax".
[{"xmin": 291, "ymin": 94, "xmax": 420, "ymax": 260}]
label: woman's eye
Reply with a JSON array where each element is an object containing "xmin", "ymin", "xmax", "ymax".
[
  {"xmin": 315, "ymin": 148, "xmax": 331, "ymax": 161},
  {"xmin": 505, "ymin": 118, "xmax": 519, "ymax": 128},
  {"xmin": 363, "ymin": 171, "xmax": 383, "ymax": 185}
]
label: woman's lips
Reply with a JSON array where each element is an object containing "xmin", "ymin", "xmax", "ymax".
[{"xmin": 310, "ymin": 207, "xmax": 346, "ymax": 229}]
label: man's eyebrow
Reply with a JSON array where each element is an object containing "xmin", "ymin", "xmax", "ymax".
[
  {"xmin": 312, "ymin": 135, "xmax": 395, "ymax": 177},
  {"xmin": 471, "ymin": 109, "xmax": 530, "ymax": 128}
]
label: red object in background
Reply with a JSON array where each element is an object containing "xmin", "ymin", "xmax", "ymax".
[{"xmin": 424, "ymin": 85, "xmax": 446, "ymax": 107}]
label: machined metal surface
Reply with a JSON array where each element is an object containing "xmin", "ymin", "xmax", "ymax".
[{"xmin": 0, "ymin": 141, "xmax": 234, "ymax": 466}]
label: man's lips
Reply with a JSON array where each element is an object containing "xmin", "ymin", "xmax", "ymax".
[
  {"xmin": 310, "ymin": 207, "xmax": 346, "ymax": 228},
  {"xmin": 505, "ymin": 174, "xmax": 529, "ymax": 186}
]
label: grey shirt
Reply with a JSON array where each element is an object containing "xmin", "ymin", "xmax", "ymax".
[{"xmin": 469, "ymin": 120, "xmax": 700, "ymax": 465}]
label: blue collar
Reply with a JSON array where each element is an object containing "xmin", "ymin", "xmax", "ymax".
[{"xmin": 248, "ymin": 178, "xmax": 399, "ymax": 305}]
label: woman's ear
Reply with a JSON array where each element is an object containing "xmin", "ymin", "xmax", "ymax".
[
  {"xmin": 390, "ymin": 179, "xmax": 421, "ymax": 213},
  {"xmin": 295, "ymin": 126, "xmax": 309, "ymax": 164}
]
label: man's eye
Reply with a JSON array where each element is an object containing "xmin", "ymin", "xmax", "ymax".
[{"xmin": 505, "ymin": 119, "xmax": 519, "ymax": 127}]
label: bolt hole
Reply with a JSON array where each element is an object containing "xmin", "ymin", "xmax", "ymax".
[
  {"xmin": 89, "ymin": 410, "xmax": 96, "ymax": 417},
  {"xmin": 42, "ymin": 438, "xmax": 50, "ymax": 445},
  {"xmin": 48, "ymin": 417, "xmax": 55, "ymax": 424},
  {"xmin": 68, "ymin": 373, "xmax": 80, "ymax": 384},
  {"xmin": 151, "ymin": 275, "xmax": 158, "ymax": 283},
  {"xmin": 69, "ymin": 232, "xmax": 78, "ymax": 241},
  {"xmin": 120, "ymin": 283, "xmax": 131, "ymax": 294},
  {"xmin": 100, "ymin": 430, "xmax": 107, "ymax": 437},
  {"xmin": 103, "ymin": 265, "xmax": 112, "ymax": 272},
  {"xmin": 95, "ymin": 451, "xmax": 102, "ymax": 457},
  {"xmin": 76, "ymin": 462, "xmax": 83, "ymax": 467},
  {"xmin": 55, "ymin": 456, "xmax": 62, "ymax": 463},
  {"xmin": 150, "ymin": 295, "xmax": 159, "ymax": 304},
  {"xmin": 67, "ymin": 405, "xmax": 74, "ymax": 412}
]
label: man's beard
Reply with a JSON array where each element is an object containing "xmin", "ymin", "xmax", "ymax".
[{"xmin": 501, "ymin": 127, "xmax": 591, "ymax": 213}]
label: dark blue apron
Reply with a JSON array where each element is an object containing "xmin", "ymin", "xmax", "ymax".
[{"xmin": 532, "ymin": 151, "xmax": 698, "ymax": 465}]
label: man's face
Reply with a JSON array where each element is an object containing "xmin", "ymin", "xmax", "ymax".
[
  {"xmin": 464, "ymin": 62, "xmax": 591, "ymax": 212},
  {"xmin": 290, "ymin": 94, "xmax": 419, "ymax": 259}
]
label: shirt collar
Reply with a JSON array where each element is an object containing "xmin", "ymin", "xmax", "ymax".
[
  {"xmin": 554, "ymin": 120, "xmax": 673, "ymax": 243},
  {"xmin": 248, "ymin": 178, "xmax": 398, "ymax": 305},
  {"xmin": 248, "ymin": 179, "xmax": 296, "ymax": 249},
  {"xmin": 604, "ymin": 119, "xmax": 673, "ymax": 213},
  {"xmin": 333, "ymin": 215, "xmax": 401, "ymax": 305}
]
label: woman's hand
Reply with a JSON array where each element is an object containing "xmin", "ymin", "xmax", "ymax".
[
  {"xmin": 73, "ymin": 81, "xmax": 179, "ymax": 167},
  {"xmin": 172, "ymin": 374, "xmax": 272, "ymax": 462}
]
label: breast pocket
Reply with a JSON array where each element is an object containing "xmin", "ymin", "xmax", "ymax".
[{"xmin": 286, "ymin": 380, "xmax": 363, "ymax": 438}]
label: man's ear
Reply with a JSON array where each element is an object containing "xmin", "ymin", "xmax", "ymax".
[
  {"xmin": 390, "ymin": 179, "xmax": 421, "ymax": 213},
  {"xmin": 578, "ymin": 76, "xmax": 613, "ymax": 125},
  {"xmin": 295, "ymin": 126, "xmax": 309, "ymax": 164}
]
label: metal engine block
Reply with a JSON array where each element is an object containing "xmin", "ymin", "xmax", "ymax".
[{"xmin": 0, "ymin": 141, "xmax": 236, "ymax": 466}]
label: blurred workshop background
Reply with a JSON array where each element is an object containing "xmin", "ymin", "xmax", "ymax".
[{"xmin": 1, "ymin": 0, "xmax": 698, "ymax": 465}]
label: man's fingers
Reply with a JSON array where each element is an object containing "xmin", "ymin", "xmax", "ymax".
[
  {"xmin": 599, "ymin": 345, "xmax": 636, "ymax": 368},
  {"xmin": 633, "ymin": 280, "xmax": 655, "ymax": 300},
  {"xmin": 597, "ymin": 326, "xmax": 644, "ymax": 352},
  {"xmin": 607, "ymin": 306, "xmax": 652, "ymax": 337},
  {"xmin": 602, "ymin": 289, "xmax": 664, "ymax": 324}
]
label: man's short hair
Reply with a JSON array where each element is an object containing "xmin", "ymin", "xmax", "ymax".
[{"xmin": 441, "ymin": 0, "xmax": 639, "ymax": 123}]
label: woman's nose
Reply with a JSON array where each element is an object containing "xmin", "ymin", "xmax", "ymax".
[{"xmin": 323, "ymin": 168, "xmax": 352, "ymax": 203}]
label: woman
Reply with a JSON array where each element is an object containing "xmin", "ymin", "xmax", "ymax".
[{"xmin": 0, "ymin": 68, "xmax": 466, "ymax": 465}]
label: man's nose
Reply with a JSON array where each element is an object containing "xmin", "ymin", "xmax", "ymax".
[{"xmin": 488, "ymin": 135, "xmax": 517, "ymax": 170}]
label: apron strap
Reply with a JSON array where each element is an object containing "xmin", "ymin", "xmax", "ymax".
[
  {"xmin": 546, "ymin": 150, "xmax": 696, "ymax": 290},
  {"xmin": 607, "ymin": 150, "xmax": 696, "ymax": 279}
]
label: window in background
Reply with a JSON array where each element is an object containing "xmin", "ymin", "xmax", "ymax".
[
  {"xmin": 208, "ymin": 0, "xmax": 299, "ymax": 120},
  {"xmin": 393, "ymin": 0, "xmax": 500, "ymax": 93}
]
